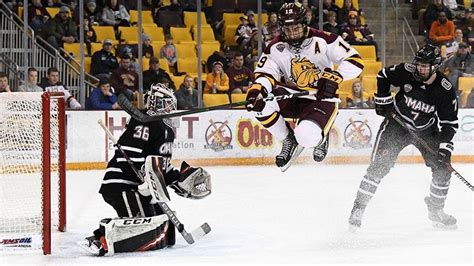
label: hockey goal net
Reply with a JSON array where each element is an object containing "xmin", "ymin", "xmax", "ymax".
[{"xmin": 0, "ymin": 92, "xmax": 66, "ymax": 255}]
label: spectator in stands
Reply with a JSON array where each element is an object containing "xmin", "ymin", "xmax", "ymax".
[
  {"xmin": 465, "ymin": 88, "xmax": 474, "ymax": 108},
  {"xmin": 119, "ymin": 45, "xmax": 140, "ymax": 74},
  {"xmin": 18, "ymin": 68, "xmax": 43, "ymax": 92},
  {"xmin": 246, "ymin": 10, "xmax": 258, "ymax": 29},
  {"xmin": 160, "ymin": 34, "xmax": 177, "ymax": 74},
  {"xmin": 320, "ymin": 0, "xmax": 340, "ymax": 22},
  {"xmin": 85, "ymin": 78, "xmax": 121, "ymax": 110},
  {"xmin": 340, "ymin": 12, "xmax": 376, "ymax": 47},
  {"xmin": 74, "ymin": 0, "xmax": 101, "ymax": 26},
  {"xmin": 346, "ymin": 80, "xmax": 373, "ymax": 108},
  {"xmin": 143, "ymin": 56, "xmax": 175, "ymax": 93},
  {"xmin": 42, "ymin": 6, "xmax": 77, "ymax": 49},
  {"xmin": 338, "ymin": 0, "xmax": 364, "ymax": 25},
  {"xmin": 429, "ymin": 11, "xmax": 455, "ymax": 45},
  {"xmin": 91, "ymin": 39, "xmax": 119, "ymax": 80},
  {"xmin": 137, "ymin": 34, "xmax": 154, "ymax": 59},
  {"xmin": 305, "ymin": 8, "xmax": 318, "ymax": 28},
  {"xmin": 226, "ymin": 53, "xmax": 254, "ymax": 94},
  {"xmin": 204, "ymin": 61, "xmax": 229, "ymax": 94},
  {"xmin": 440, "ymin": 42, "xmax": 473, "ymax": 90},
  {"xmin": 28, "ymin": 0, "xmax": 51, "ymax": 32},
  {"xmin": 101, "ymin": 0, "xmax": 130, "ymax": 29},
  {"xmin": 443, "ymin": 0, "xmax": 459, "ymax": 10},
  {"xmin": 206, "ymin": 44, "xmax": 231, "ymax": 73},
  {"xmin": 159, "ymin": 0, "xmax": 183, "ymax": 12},
  {"xmin": 323, "ymin": 11, "xmax": 340, "ymax": 35},
  {"xmin": 235, "ymin": 15, "xmax": 253, "ymax": 50},
  {"xmin": 110, "ymin": 54, "xmax": 138, "ymax": 100},
  {"xmin": 422, "ymin": 0, "xmax": 454, "ymax": 35},
  {"xmin": 445, "ymin": 28, "xmax": 464, "ymax": 57},
  {"xmin": 0, "ymin": 72, "xmax": 11, "ymax": 93},
  {"xmin": 39, "ymin": 67, "xmax": 81, "ymax": 109},
  {"xmin": 263, "ymin": 0, "xmax": 285, "ymax": 13},
  {"xmin": 263, "ymin": 12, "xmax": 279, "ymax": 42},
  {"xmin": 174, "ymin": 75, "xmax": 198, "ymax": 110}
]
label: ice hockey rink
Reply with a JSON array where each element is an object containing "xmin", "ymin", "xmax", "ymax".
[{"xmin": 1, "ymin": 163, "xmax": 472, "ymax": 265}]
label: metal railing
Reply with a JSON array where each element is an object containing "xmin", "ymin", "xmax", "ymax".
[
  {"xmin": 402, "ymin": 17, "xmax": 420, "ymax": 62},
  {"xmin": 0, "ymin": 2, "xmax": 97, "ymax": 102},
  {"xmin": 0, "ymin": 53, "xmax": 22, "ymax": 90}
]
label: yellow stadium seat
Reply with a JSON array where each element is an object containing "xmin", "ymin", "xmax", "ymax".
[
  {"xmin": 464, "ymin": 0, "xmax": 471, "ymax": 9},
  {"xmin": 119, "ymin": 26, "xmax": 139, "ymax": 42},
  {"xmin": 177, "ymin": 58, "xmax": 199, "ymax": 74},
  {"xmin": 170, "ymin": 75, "xmax": 184, "ymax": 87},
  {"xmin": 63, "ymin": 43, "xmax": 84, "ymax": 57},
  {"xmin": 129, "ymin": 10, "xmax": 155, "ymax": 26},
  {"xmin": 159, "ymin": 59, "xmax": 171, "ymax": 73},
  {"xmin": 200, "ymin": 42, "xmax": 220, "ymax": 62},
  {"xmin": 203, "ymin": 94, "xmax": 230, "ymax": 107},
  {"xmin": 353, "ymin": 45, "xmax": 377, "ymax": 61},
  {"xmin": 230, "ymin": 93, "xmax": 246, "ymax": 107},
  {"xmin": 458, "ymin": 77, "xmax": 474, "ymax": 93},
  {"xmin": 335, "ymin": 0, "xmax": 359, "ymax": 9},
  {"xmin": 91, "ymin": 43, "xmax": 104, "ymax": 55},
  {"xmin": 184, "ymin": 11, "xmax": 208, "ymax": 27},
  {"xmin": 71, "ymin": 56, "xmax": 92, "ymax": 74},
  {"xmin": 93, "ymin": 26, "xmax": 116, "ymax": 41},
  {"xmin": 338, "ymin": 79, "xmax": 358, "ymax": 94},
  {"xmin": 151, "ymin": 41, "xmax": 166, "ymax": 55},
  {"xmin": 46, "ymin": 7, "xmax": 60, "ymax": 17},
  {"xmin": 362, "ymin": 61, "xmax": 382, "ymax": 76},
  {"xmin": 223, "ymin": 13, "xmax": 244, "ymax": 26},
  {"xmin": 176, "ymin": 43, "xmax": 196, "ymax": 59},
  {"xmin": 170, "ymin": 27, "xmax": 193, "ymax": 43},
  {"xmin": 338, "ymin": 92, "xmax": 350, "ymax": 108},
  {"xmin": 192, "ymin": 26, "xmax": 216, "ymax": 42},
  {"xmin": 143, "ymin": 26, "xmax": 164, "ymax": 42},
  {"xmin": 361, "ymin": 75, "xmax": 377, "ymax": 95},
  {"xmin": 223, "ymin": 24, "xmax": 238, "ymax": 46},
  {"xmin": 142, "ymin": 57, "xmax": 150, "ymax": 70}
]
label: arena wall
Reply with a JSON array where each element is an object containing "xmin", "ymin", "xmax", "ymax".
[{"xmin": 66, "ymin": 109, "xmax": 474, "ymax": 170}]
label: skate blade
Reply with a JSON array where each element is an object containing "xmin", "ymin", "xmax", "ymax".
[
  {"xmin": 77, "ymin": 240, "xmax": 100, "ymax": 256},
  {"xmin": 431, "ymin": 221, "xmax": 458, "ymax": 230},
  {"xmin": 279, "ymin": 145, "xmax": 304, "ymax": 172}
]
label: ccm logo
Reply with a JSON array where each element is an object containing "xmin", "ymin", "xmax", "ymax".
[{"xmin": 123, "ymin": 218, "xmax": 152, "ymax": 225}]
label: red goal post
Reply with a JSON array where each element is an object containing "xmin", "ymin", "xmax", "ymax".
[{"xmin": 0, "ymin": 92, "xmax": 66, "ymax": 255}]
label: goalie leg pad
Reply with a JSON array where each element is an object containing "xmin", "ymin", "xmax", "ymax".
[
  {"xmin": 100, "ymin": 215, "xmax": 174, "ymax": 255},
  {"xmin": 142, "ymin": 156, "xmax": 171, "ymax": 203}
]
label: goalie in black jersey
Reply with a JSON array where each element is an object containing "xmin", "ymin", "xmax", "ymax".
[
  {"xmin": 78, "ymin": 83, "xmax": 212, "ymax": 256},
  {"xmin": 348, "ymin": 44, "xmax": 459, "ymax": 229}
]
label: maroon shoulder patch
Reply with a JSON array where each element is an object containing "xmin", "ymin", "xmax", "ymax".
[
  {"xmin": 307, "ymin": 28, "xmax": 338, "ymax": 44},
  {"xmin": 263, "ymin": 36, "xmax": 283, "ymax": 54}
]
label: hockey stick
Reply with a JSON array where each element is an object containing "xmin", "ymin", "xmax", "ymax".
[
  {"xmin": 98, "ymin": 119, "xmax": 211, "ymax": 244},
  {"xmin": 389, "ymin": 112, "xmax": 474, "ymax": 191},
  {"xmin": 117, "ymin": 88, "xmax": 317, "ymax": 123}
]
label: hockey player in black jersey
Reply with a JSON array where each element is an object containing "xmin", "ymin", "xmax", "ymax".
[
  {"xmin": 78, "ymin": 83, "xmax": 211, "ymax": 256},
  {"xmin": 348, "ymin": 44, "xmax": 458, "ymax": 229}
]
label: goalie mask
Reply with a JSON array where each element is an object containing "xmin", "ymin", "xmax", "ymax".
[
  {"xmin": 146, "ymin": 83, "xmax": 177, "ymax": 115},
  {"xmin": 278, "ymin": 2, "xmax": 308, "ymax": 48},
  {"xmin": 412, "ymin": 44, "xmax": 442, "ymax": 82}
]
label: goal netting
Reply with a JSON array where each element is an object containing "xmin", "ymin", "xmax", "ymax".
[{"xmin": 0, "ymin": 92, "xmax": 66, "ymax": 255}]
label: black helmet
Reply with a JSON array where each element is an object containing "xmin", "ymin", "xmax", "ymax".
[
  {"xmin": 413, "ymin": 44, "xmax": 442, "ymax": 81},
  {"xmin": 278, "ymin": 2, "xmax": 308, "ymax": 47}
]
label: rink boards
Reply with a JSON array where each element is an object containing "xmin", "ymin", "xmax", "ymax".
[{"xmin": 65, "ymin": 109, "xmax": 474, "ymax": 169}]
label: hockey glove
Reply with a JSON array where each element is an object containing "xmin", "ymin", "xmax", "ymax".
[
  {"xmin": 437, "ymin": 142, "xmax": 453, "ymax": 165},
  {"xmin": 170, "ymin": 161, "xmax": 212, "ymax": 200},
  {"xmin": 317, "ymin": 69, "xmax": 343, "ymax": 99},
  {"xmin": 245, "ymin": 84, "xmax": 266, "ymax": 112},
  {"xmin": 374, "ymin": 93, "xmax": 394, "ymax": 117}
]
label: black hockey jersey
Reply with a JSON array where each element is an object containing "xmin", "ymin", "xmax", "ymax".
[
  {"xmin": 99, "ymin": 118, "xmax": 180, "ymax": 194},
  {"xmin": 377, "ymin": 63, "xmax": 458, "ymax": 143}
]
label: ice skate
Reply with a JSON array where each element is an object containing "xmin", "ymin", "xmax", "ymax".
[
  {"xmin": 313, "ymin": 137, "xmax": 329, "ymax": 162},
  {"xmin": 348, "ymin": 204, "xmax": 365, "ymax": 232},
  {"xmin": 77, "ymin": 236, "xmax": 107, "ymax": 256},
  {"xmin": 424, "ymin": 197, "xmax": 457, "ymax": 229},
  {"xmin": 275, "ymin": 130, "xmax": 303, "ymax": 172}
]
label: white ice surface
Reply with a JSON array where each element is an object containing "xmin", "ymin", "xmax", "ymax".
[{"xmin": 1, "ymin": 164, "xmax": 473, "ymax": 265}]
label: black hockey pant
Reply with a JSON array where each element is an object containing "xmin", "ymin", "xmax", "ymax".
[
  {"xmin": 92, "ymin": 190, "xmax": 175, "ymax": 252},
  {"xmin": 354, "ymin": 117, "xmax": 452, "ymax": 209}
]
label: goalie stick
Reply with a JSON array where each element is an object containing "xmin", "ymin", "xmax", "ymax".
[
  {"xmin": 98, "ymin": 119, "xmax": 211, "ymax": 244},
  {"xmin": 118, "ymin": 87, "xmax": 318, "ymax": 123},
  {"xmin": 389, "ymin": 112, "xmax": 474, "ymax": 192}
]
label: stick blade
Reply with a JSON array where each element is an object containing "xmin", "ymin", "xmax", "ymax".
[{"xmin": 183, "ymin": 223, "xmax": 211, "ymax": 245}]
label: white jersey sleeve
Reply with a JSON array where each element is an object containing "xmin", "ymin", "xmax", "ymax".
[{"xmin": 326, "ymin": 35, "xmax": 364, "ymax": 80}]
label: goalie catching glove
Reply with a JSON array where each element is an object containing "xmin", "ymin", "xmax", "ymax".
[{"xmin": 170, "ymin": 161, "xmax": 212, "ymax": 200}]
